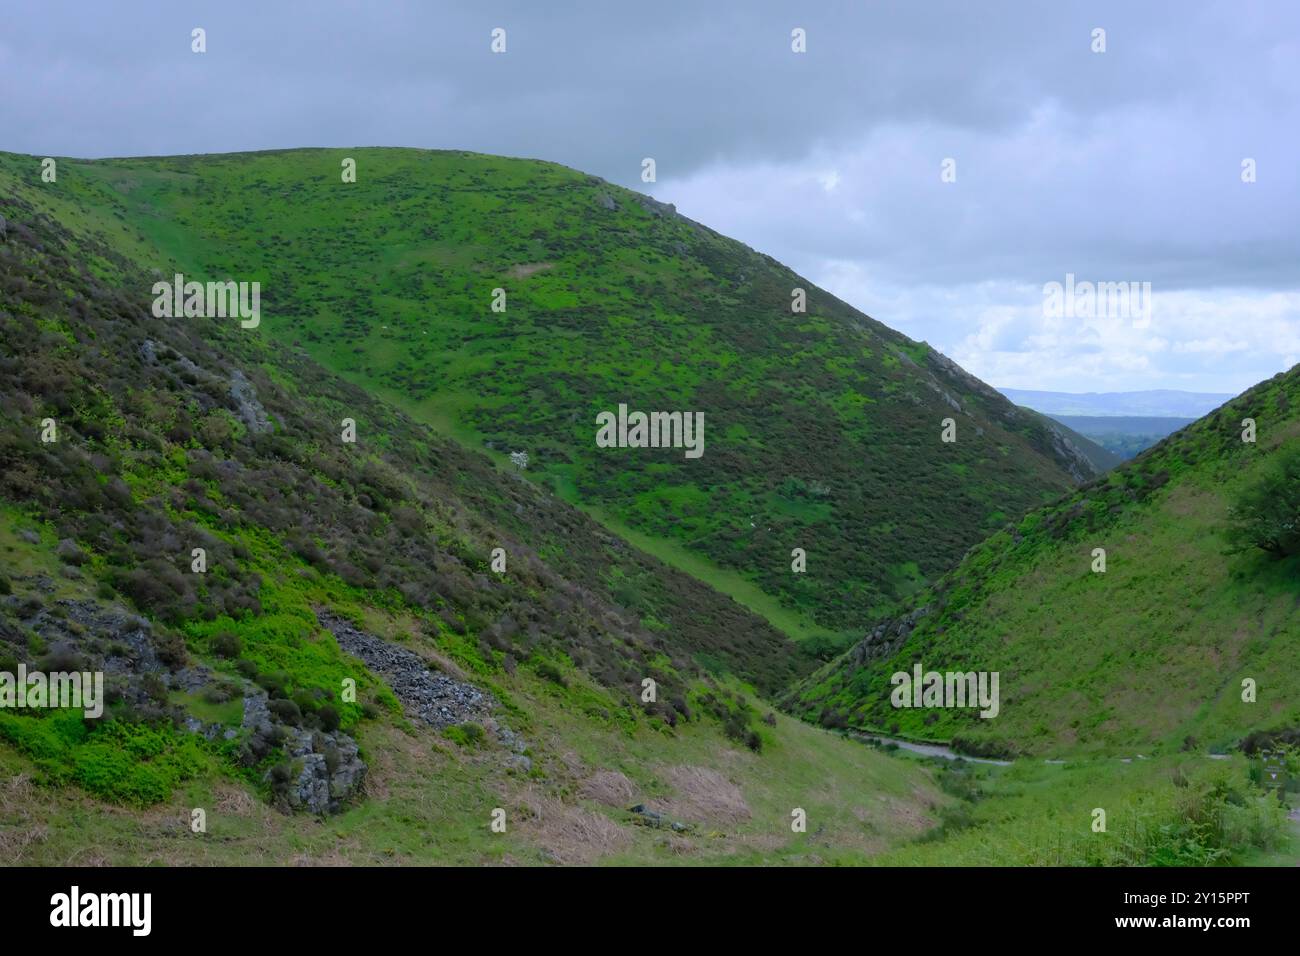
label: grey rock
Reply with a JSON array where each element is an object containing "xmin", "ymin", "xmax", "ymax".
[
  {"xmin": 638, "ymin": 196, "xmax": 676, "ymax": 218},
  {"xmin": 271, "ymin": 726, "xmax": 366, "ymax": 814},
  {"xmin": 228, "ymin": 369, "xmax": 273, "ymax": 434},
  {"xmin": 627, "ymin": 804, "xmax": 692, "ymax": 832},
  {"xmin": 316, "ymin": 609, "xmax": 494, "ymax": 729},
  {"xmin": 167, "ymin": 665, "xmax": 215, "ymax": 692}
]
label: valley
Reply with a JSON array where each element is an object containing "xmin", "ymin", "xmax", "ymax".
[{"xmin": 0, "ymin": 147, "xmax": 1293, "ymax": 867}]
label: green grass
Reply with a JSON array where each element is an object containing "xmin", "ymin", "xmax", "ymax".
[
  {"xmin": 795, "ymin": 370, "xmax": 1300, "ymax": 757},
  {"xmin": 873, "ymin": 751, "xmax": 1292, "ymax": 866}
]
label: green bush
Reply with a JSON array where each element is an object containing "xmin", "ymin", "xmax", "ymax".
[
  {"xmin": 444, "ymin": 722, "xmax": 486, "ymax": 749},
  {"xmin": 317, "ymin": 704, "xmax": 341, "ymax": 732},
  {"xmin": 211, "ymin": 631, "xmax": 242, "ymax": 658},
  {"xmin": 0, "ymin": 711, "xmax": 210, "ymax": 805},
  {"xmin": 268, "ymin": 699, "xmax": 303, "ymax": 725},
  {"xmin": 1225, "ymin": 446, "xmax": 1300, "ymax": 557},
  {"xmin": 535, "ymin": 660, "xmax": 568, "ymax": 687}
]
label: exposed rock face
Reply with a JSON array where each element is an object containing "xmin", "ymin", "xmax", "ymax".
[
  {"xmin": 1040, "ymin": 421, "xmax": 1094, "ymax": 483},
  {"xmin": 228, "ymin": 369, "xmax": 273, "ymax": 433},
  {"xmin": 244, "ymin": 692, "xmax": 366, "ymax": 815},
  {"xmin": 847, "ymin": 605, "xmax": 931, "ymax": 669},
  {"xmin": 638, "ymin": 196, "xmax": 676, "ymax": 218},
  {"xmin": 281, "ymin": 727, "xmax": 366, "ymax": 815},
  {"xmin": 316, "ymin": 609, "xmax": 493, "ymax": 728},
  {"xmin": 138, "ymin": 340, "xmax": 273, "ymax": 433},
  {"xmin": 10, "ymin": 597, "xmax": 169, "ymax": 708}
]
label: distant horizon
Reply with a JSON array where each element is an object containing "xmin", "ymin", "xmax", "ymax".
[
  {"xmin": 996, "ymin": 384, "xmax": 1243, "ymax": 419},
  {"xmin": 996, "ymin": 386, "xmax": 1235, "ymax": 398}
]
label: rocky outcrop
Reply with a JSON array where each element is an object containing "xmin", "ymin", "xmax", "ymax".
[
  {"xmin": 847, "ymin": 605, "xmax": 932, "ymax": 669},
  {"xmin": 316, "ymin": 609, "xmax": 493, "ymax": 728},
  {"xmin": 11, "ymin": 597, "xmax": 169, "ymax": 708},
  {"xmin": 243, "ymin": 692, "xmax": 366, "ymax": 815},
  {"xmin": 1040, "ymin": 421, "xmax": 1095, "ymax": 483},
  {"xmin": 638, "ymin": 196, "xmax": 676, "ymax": 218},
  {"xmin": 228, "ymin": 369, "xmax": 273, "ymax": 433}
]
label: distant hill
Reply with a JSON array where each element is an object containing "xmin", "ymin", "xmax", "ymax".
[
  {"xmin": 998, "ymin": 388, "xmax": 1234, "ymax": 418},
  {"xmin": 1049, "ymin": 414, "xmax": 1198, "ymax": 460}
]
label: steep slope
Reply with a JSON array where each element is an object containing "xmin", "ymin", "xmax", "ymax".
[
  {"xmin": 791, "ymin": 367, "xmax": 1300, "ymax": 757},
  {"xmin": 0, "ymin": 157, "xmax": 951, "ymax": 863},
  {"xmin": 0, "ymin": 148, "xmax": 1100, "ymax": 644},
  {"xmin": 1018, "ymin": 407, "xmax": 1122, "ymax": 472}
]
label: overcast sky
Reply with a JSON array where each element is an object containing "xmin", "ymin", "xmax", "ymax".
[{"xmin": 3, "ymin": 0, "xmax": 1297, "ymax": 393}]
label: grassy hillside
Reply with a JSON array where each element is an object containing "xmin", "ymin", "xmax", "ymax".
[
  {"xmin": 0, "ymin": 154, "xmax": 965, "ymax": 864},
  {"xmin": 0, "ymin": 147, "xmax": 1100, "ymax": 645},
  {"xmin": 792, "ymin": 367, "xmax": 1300, "ymax": 758}
]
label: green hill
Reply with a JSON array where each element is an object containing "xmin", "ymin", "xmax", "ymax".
[
  {"xmin": 0, "ymin": 147, "xmax": 1100, "ymax": 646},
  {"xmin": 791, "ymin": 368, "xmax": 1300, "ymax": 758},
  {"xmin": 0, "ymin": 150, "xmax": 955, "ymax": 864}
]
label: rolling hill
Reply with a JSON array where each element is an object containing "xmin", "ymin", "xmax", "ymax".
[
  {"xmin": 0, "ymin": 147, "xmax": 1102, "ymax": 646},
  {"xmin": 1046, "ymin": 414, "xmax": 1198, "ymax": 460},
  {"xmin": 998, "ymin": 388, "xmax": 1234, "ymax": 418}
]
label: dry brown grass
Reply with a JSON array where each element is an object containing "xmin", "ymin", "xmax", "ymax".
[
  {"xmin": 515, "ymin": 788, "xmax": 631, "ymax": 865},
  {"xmin": 579, "ymin": 769, "xmax": 636, "ymax": 807},
  {"xmin": 659, "ymin": 765, "xmax": 750, "ymax": 825},
  {"xmin": 213, "ymin": 782, "xmax": 259, "ymax": 817},
  {"xmin": 0, "ymin": 773, "xmax": 49, "ymax": 861}
]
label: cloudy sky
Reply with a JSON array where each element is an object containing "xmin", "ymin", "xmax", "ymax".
[{"xmin": 4, "ymin": 0, "xmax": 1297, "ymax": 393}]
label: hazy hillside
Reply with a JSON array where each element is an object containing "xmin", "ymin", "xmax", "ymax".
[
  {"xmin": 793, "ymin": 369, "xmax": 1300, "ymax": 757},
  {"xmin": 1017, "ymin": 408, "xmax": 1123, "ymax": 472},
  {"xmin": 0, "ymin": 148, "xmax": 1102, "ymax": 645},
  {"xmin": 1048, "ymin": 414, "xmax": 1197, "ymax": 460}
]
